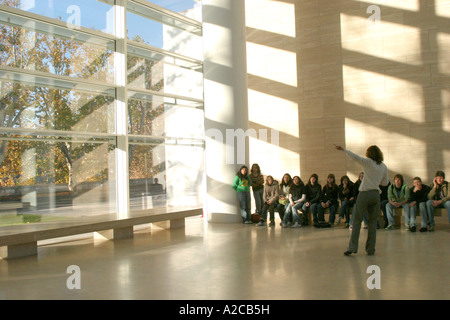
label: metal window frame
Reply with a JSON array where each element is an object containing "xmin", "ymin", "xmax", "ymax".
[
  {"xmin": 127, "ymin": 0, "xmax": 202, "ymax": 36},
  {"xmin": 0, "ymin": 1, "xmax": 205, "ymax": 218}
]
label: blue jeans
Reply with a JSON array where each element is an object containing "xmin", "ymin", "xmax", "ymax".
[
  {"xmin": 409, "ymin": 202, "xmax": 427, "ymax": 228},
  {"xmin": 386, "ymin": 202, "xmax": 409, "ymax": 226},
  {"xmin": 318, "ymin": 203, "xmax": 339, "ymax": 223},
  {"xmin": 339, "ymin": 200, "xmax": 354, "ymax": 223},
  {"xmin": 283, "ymin": 202, "xmax": 304, "ymax": 224},
  {"xmin": 302, "ymin": 202, "xmax": 320, "ymax": 223},
  {"xmin": 237, "ymin": 191, "xmax": 251, "ymax": 222},
  {"xmin": 426, "ymin": 200, "xmax": 450, "ymax": 226},
  {"xmin": 252, "ymin": 188, "xmax": 264, "ymax": 214},
  {"xmin": 380, "ymin": 199, "xmax": 389, "ymax": 227}
]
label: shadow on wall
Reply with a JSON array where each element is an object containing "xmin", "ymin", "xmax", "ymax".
[{"xmin": 245, "ymin": 0, "xmax": 449, "ymax": 186}]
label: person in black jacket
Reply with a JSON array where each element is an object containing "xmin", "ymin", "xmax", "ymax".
[
  {"xmin": 338, "ymin": 175, "xmax": 355, "ymax": 228},
  {"xmin": 282, "ymin": 176, "xmax": 306, "ymax": 228},
  {"xmin": 408, "ymin": 177, "xmax": 431, "ymax": 232},
  {"xmin": 379, "ymin": 181, "xmax": 391, "ymax": 228},
  {"xmin": 318, "ymin": 173, "xmax": 339, "ymax": 225},
  {"xmin": 302, "ymin": 173, "xmax": 322, "ymax": 225}
]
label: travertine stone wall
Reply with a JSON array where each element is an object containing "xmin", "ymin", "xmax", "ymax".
[{"xmin": 246, "ymin": 0, "xmax": 450, "ymax": 186}]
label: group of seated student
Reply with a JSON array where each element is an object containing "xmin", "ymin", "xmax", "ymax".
[{"xmin": 243, "ymin": 163, "xmax": 449, "ymax": 232}]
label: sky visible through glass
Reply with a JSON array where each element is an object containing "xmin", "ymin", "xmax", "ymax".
[{"xmin": 17, "ymin": 0, "xmax": 200, "ymax": 46}]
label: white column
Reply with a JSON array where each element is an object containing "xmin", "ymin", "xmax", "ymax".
[
  {"xmin": 114, "ymin": 0, "xmax": 130, "ymax": 218},
  {"xmin": 202, "ymin": 0, "xmax": 249, "ymax": 223}
]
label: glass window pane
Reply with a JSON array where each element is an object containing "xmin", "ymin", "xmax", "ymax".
[
  {"xmin": 0, "ymin": 80, "xmax": 115, "ymax": 133},
  {"xmin": 127, "ymin": 52, "xmax": 203, "ymax": 100},
  {"xmin": 128, "ymin": 143, "xmax": 204, "ymax": 211},
  {"xmin": 128, "ymin": 96, "xmax": 204, "ymax": 139},
  {"xmin": 0, "ymin": 137, "xmax": 117, "ymax": 229},
  {"xmin": 127, "ymin": 11, "xmax": 202, "ymax": 60},
  {"xmin": 0, "ymin": 0, "xmax": 115, "ymax": 35},
  {"xmin": 0, "ymin": 0, "xmax": 205, "ymax": 236},
  {"xmin": 0, "ymin": 23, "xmax": 115, "ymax": 83},
  {"xmin": 144, "ymin": 0, "xmax": 202, "ymax": 22}
]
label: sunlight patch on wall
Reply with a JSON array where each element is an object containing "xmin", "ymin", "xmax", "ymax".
[
  {"xmin": 345, "ymin": 117, "xmax": 428, "ymax": 179},
  {"xmin": 386, "ymin": 142, "xmax": 427, "ymax": 180},
  {"xmin": 245, "ymin": 0, "xmax": 296, "ymax": 37},
  {"xmin": 248, "ymin": 89, "xmax": 299, "ymax": 138},
  {"xmin": 437, "ymin": 32, "xmax": 450, "ymax": 75},
  {"xmin": 436, "ymin": 2, "xmax": 450, "ymax": 19},
  {"xmin": 246, "ymin": 42, "xmax": 298, "ymax": 87},
  {"xmin": 341, "ymin": 13, "xmax": 422, "ymax": 65},
  {"xmin": 203, "ymin": 80, "xmax": 234, "ymax": 124},
  {"xmin": 202, "ymin": 24, "xmax": 233, "ymax": 68},
  {"xmin": 346, "ymin": 117, "xmax": 410, "ymax": 149},
  {"xmin": 249, "ymin": 136, "xmax": 300, "ymax": 181},
  {"xmin": 343, "ymin": 65, "xmax": 424, "ymax": 121},
  {"xmin": 342, "ymin": 65, "xmax": 384, "ymax": 98},
  {"xmin": 344, "ymin": 118, "xmax": 367, "ymax": 151}
]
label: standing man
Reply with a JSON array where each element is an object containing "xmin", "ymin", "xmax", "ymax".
[{"xmin": 334, "ymin": 145, "xmax": 389, "ymax": 256}]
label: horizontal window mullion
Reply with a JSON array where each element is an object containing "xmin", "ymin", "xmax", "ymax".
[
  {"xmin": 128, "ymin": 134, "xmax": 204, "ymax": 147},
  {"xmin": 0, "ymin": 66, "xmax": 117, "ymax": 96},
  {"xmin": 0, "ymin": 127, "xmax": 117, "ymax": 142},
  {"xmin": 127, "ymin": 40, "xmax": 203, "ymax": 71},
  {"xmin": 127, "ymin": 88, "xmax": 203, "ymax": 107}
]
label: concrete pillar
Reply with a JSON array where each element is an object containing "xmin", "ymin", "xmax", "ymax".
[{"xmin": 202, "ymin": 0, "xmax": 249, "ymax": 223}]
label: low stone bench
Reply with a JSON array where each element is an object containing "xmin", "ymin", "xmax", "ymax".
[
  {"xmin": 390, "ymin": 207, "xmax": 446, "ymax": 227},
  {"xmin": 0, "ymin": 201, "xmax": 30, "ymax": 215},
  {"xmin": 0, "ymin": 207, "xmax": 202, "ymax": 259},
  {"xmin": 297, "ymin": 207, "xmax": 446, "ymax": 228}
]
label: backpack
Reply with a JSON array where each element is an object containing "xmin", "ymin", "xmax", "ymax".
[{"xmin": 314, "ymin": 221, "xmax": 331, "ymax": 228}]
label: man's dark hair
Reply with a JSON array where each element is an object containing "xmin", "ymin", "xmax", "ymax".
[{"xmin": 435, "ymin": 170, "xmax": 445, "ymax": 179}]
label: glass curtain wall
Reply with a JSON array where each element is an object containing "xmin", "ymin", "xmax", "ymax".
[{"xmin": 0, "ymin": 0, "xmax": 204, "ymax": 229}]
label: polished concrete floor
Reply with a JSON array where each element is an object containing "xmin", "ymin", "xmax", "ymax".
[{"xmin": 0, "ymin": 215, "xmax": 449, "ymax": 300}]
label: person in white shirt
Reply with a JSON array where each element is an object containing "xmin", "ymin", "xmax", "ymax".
[{"xmin": 334, "ymin": 145, "xmax": 389, "ymax": 256}]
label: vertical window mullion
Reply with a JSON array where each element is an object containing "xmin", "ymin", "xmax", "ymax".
[{"xmin": 114, "ymin": 0, "xmax": 130, "ymax": 217}]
